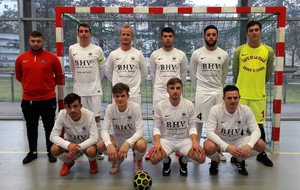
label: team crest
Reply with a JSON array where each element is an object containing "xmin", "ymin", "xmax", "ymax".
[
  {"xmin": 131, "ymin": 57, "xmax": 135, "ymax": 61},
  {"xmin": 41, "ymin": 58, "xmax": 46, "ymax": 64},
  {"xmin": 89, "ymin": 52, "xmax": 92, "ymax": 56},
  {"xmin": 182, "ymin": 113, "xmax": 186, "ymax": 117},
  {"xmin": 172, "ymin": 57, "xmax": 177, "ymax": 61},
  {"xmin": 218, "ymin": 56, "xmax": 221, "ymax": 60},
  {"xmin": 82, "ymin": 126, "xmax": 87, "ymax": 131},
  {"xmin": 128, "ymin": 116, "xmax": 132, "ymax": 120}
]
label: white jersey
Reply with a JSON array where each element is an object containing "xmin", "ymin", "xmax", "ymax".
[
  {"xmin": 69, "ymin": 43, "xmax": 105, "ymax": 96},
  {"xmin": 153, "ymin": 98, "xmax": 197, "ymax": 140},
  {"xmin": 150, "ymin": 48, "xmax": 187, "ymax": 105},
  {"xmin": 190, "ymin": 46, "xmax": 229, "ymax": 94},
  {"xmin": 101, "ymin": 101, "xmax": 144, "ymax": 147},
  {"xmin": 206, "ymin": 103, "xmax": 261, "ymax": 151},
  {"xmin": 105, "ymin": 47, "xmax": 148, "ymax": 98},
  {"xmin": 50, "ymin": 108, "xmax": 98, "ymax": 150}
]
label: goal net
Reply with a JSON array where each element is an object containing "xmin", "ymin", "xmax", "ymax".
[{"xmin": 55, "ymin": 6, "xmax": 286, "ymax": 154}]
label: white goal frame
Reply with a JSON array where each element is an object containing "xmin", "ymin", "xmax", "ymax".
[{"xmin": 55, "ymin": 6, "xmax": 286, "ymax": 154}]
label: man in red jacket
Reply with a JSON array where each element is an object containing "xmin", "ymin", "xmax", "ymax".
[{"xmin": 15, "ymin": 31, "xmax": 64, "ymax": 164}]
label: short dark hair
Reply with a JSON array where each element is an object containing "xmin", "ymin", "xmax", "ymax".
[
  {"xmin": 223, "ymin": 85, "xmax": 239, "ymax": 96},
  {"xmin": 112, "ymin": 83, "xmax": 130, "ymax": 95},
  {"xmin": 167, "ymin": 77, "xmax": 182, "ymax": 87},
  {"xmin": 246, "ymin": 20, "xmax": 262, "ymax": 31},
  {"xmin": 30, "ymin": 31, "xmax": 43, "ymax": 38},
  {"xmin": 204, "ymin": 25, "xmax": 218, "ymax": 35},
  {"xmin": 64, "ymin": 93, "xmax": 81, "ymax": 106},
  {"xmin": 78, "ymin": 23, "xmax": 91, "ymax": 33},
  {"xmin": 161, "ymin": 27, "xmax": 174, "ymax": 37}
]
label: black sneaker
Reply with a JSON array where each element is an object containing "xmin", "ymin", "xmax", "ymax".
[
  {"xmin": 47, "ymin": 153, "xmax": 57, "ymax": 163},
  {"xmin": 235, "ymin": 160, "xmax": 248, "ymax": 176},
  {"xmin": 209, "ymin": 160, "xmax": 219, "ymax": 175},
  {"xmin": 256, "ymin": 152, "xmax": 273, "ymax": 167},
  {"xmin": 162, "ymin": 156, "xmax": 171, "ymax": 176},
  {"xmin": 23, "ymin": 152, "xmax": 37, "ymax": 164},
  {"xmin": 178, "ymin": 156, "xmax": 188, "ymax": 176}
]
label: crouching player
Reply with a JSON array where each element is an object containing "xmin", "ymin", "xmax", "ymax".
[
  {"xmin": 149, "ymin": 77, "xmax": 206, "ymax": 177},
  {"xmin": 50, "ymin": 93, "xmax": 99, "ymax": 176},
  {"xmin": 97, "ymin": 83, "xmax": 147, "ymax": 175},
  {"xmin": 204, "ymin": 85, "xmax": 266, "ymax": 176}
]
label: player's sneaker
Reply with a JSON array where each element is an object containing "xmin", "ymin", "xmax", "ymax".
[
  {"xmin": 175, "ymin": 152, "xmax": 183, "ymax": 157},
  {"xmin": 22, "ymin": 152, "xmax": 37, "ymax": 164},
  {"xmin": 89, "ymin": 160, "xmax": 98, "ymax": 174},
  {"xmin": 256, "ymin": 151, "xmax": 273, "ymax": 167},
  {"xmin": 218, "ymin": 152, "xmax": 227, "ymax": 162},
  {"xmin": 47, "ymin": 153, "xmax": 57, "ymax": 163},
  {"xmin": 145, "ymin": 152, "xmax": 150, "ymax": 160},
  {"xmin": 162, "ymin": 156, "xmax": 171, "ymax": 176},
  {"xmin": 97, "ymin": 152, "xmax": 105, "ymax": 160},
  {"xmin": 235, "ymin": 160, "xmax": 248, "ymax": 176},
  {"xmin": 178, "ymin": 156, "xmax": 188, "ymax": 176},
  {"xmin": 209, "ymin": 160, "xmax": 219, "ymax": 175},
  {"xmin": 134, "ymin": 159, "xmax": 143, "ymax": 174},
  {"xmin": 60, "ymin": 161, "xmax": 75, "ymax": 176}
]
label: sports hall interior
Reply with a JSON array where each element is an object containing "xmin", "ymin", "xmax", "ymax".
[{"xmin": 1, "ymin": 1, "xmax": 300, "ymax": 190}]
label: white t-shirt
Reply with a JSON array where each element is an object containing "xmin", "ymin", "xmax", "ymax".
[
  {"xmin": 69, "ymin": 43, "xmax": 105, "ymax": 96},
  {"xmin": 105, "ymin": 47, "xmax": 148, "ymax": 98},
  {"xmin": 206, "ymin": 103, "xmax": 261, "ymax": 151},
  {"xmin": 50, "ymin": 108, "xmax": 98, "ymax": 150},
  {"xmin": 101, "ymin": 101, "xmax": 144, "ymax": 147},
  {"xmin": 190, "ymin": 46, "xmax": 229, "ymax": 94},
  {"xmin": 153, "ymin": 98, "xmax": 197, "ymax": 140},
  {"xmin": 150, "ymin": 48, "xmax": 187, "ymax": 106}
]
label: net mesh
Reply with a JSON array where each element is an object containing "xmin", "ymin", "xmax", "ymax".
[{"xmin": 62, "ymin": 11, "xmax": 277, "ymax": 146}]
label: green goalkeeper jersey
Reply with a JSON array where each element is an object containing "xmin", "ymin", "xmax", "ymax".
[{"xmin": 232, "ymin": 43, "xmax": 274, "ymax": 100}]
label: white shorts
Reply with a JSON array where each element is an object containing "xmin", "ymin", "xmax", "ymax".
[
  {"xmin": 112, "ymin": 135, "xmax": 146, "ymax": 149},
  {"xmin": 81, "ymin": 95, "xmax": 102, "ymax": 117},
  {"xmin": 222, "ymin": 136, "xmax": 252, "ymax": 151},
  {"xmin": 195, "ymin": 93, "xmax": 222, "ymax": 123},
  {"xmin": 160, "ymin": 138, "xmax": 192, "ymax": 156},
  {"xmin": 153, "ymin": 90, "xmax": 168, "ymax": 110}
]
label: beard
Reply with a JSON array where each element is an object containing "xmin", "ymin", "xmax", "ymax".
[{"xmin": 205, "ymin": 39, "xmax": 217, "ymax": 47}]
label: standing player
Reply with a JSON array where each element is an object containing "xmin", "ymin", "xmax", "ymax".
[
  {"xmin": 50, "ymin": 93, "xmax": 99, "ymax": 176},
  {"xmin": 97, "ymin": 83, "xmax": 147, "ymax": 175},
  {"xmin": 233, "ymin": 20, "xmax": 274, "ymax": 167},
  {"xmin": 149, "ymin": 78, "xmax": 206, "ymax": 177},
  {"xmin": 105, "ymin": 24, "xmax": 148, "ymax": 106},
  {"xmin": 150, "ymin": 26, "xmax": 187, "ymax": 109},
  {"xmin": 204, "ymin": 85, "xmax": 266, "ymax": 176},
  {"xmin": 189, "ymin": 25, "xmax": 229, "ymax": 160},
  {"xmin": 15, "ymin": 31, "xmax": 64, "ymax": 164},
  {"xmin": 148, "ymin": 26, "xmax": 188, "ymax": 159},
  {"xmin": 69, "ymin": 23, "xmax": 105, "ymax": 160}
]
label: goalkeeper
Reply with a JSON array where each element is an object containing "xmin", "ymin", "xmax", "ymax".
[{"xmin": 232, "ymin": 20, "xmax": 274, "ymax": 167}]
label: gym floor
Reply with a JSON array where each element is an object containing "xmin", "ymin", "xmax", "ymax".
[{"xmin": 0, "ymin": 120, "xmax": 299, "ymax": 190}]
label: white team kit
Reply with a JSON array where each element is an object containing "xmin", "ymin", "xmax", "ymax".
[
  {"xmin": 150, "ymin": 48, "xmax": 187, "ymax": 108},
  {"xmin": 190, "ymin": 46, "xmax": 229, "ymax": 123},
  {"xmin": 206, "ymin": 103, "xmax": 261, "ymax": 151},
  {"xmin": 69, "ymin": 43, "xmax": 105, "ymax": 116},
  {"xmin": 50, "ymin": 108, "xmax": 99, "ymax": 150},
  {"xmin": 105, "ymin": 47, "xmax": 148, "ymax": 104},
  {"xmin": 101, "ymin": 101, "xmax": 144, "ymax": 148},
  {"xmin": 153, "ymin": 98, "xmax": 197, "ymax": 155}
]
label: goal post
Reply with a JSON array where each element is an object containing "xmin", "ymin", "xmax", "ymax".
[{"xmin": 55, "ymin": 6, "xmax": 286, "ymax": 154}]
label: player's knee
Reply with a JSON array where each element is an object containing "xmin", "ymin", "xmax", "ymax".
[
  {"xmin": 203, "ymin": 140, "xmax": 217, "ymax": 155},
  {"xmin": 254, "ymin": 139, "xmax": 266, "ymax": 152},
  {"xmin": 50, "ymin": 144, "xmax": 60, "ymax": 156}
]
